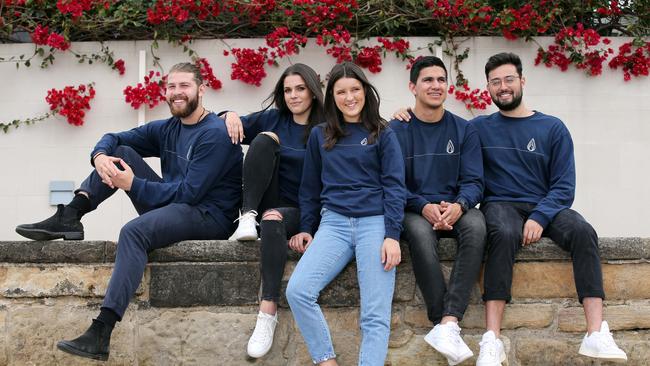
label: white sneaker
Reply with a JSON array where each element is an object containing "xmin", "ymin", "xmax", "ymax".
[
  {"xmin": 424, "ymin": 322, "xmax": 473, "ymax": 365},
  {"xmin": 247, "ymin": 311, "xmax": 278, "ymax": 358},
  {"xmin": 578, "ymin": 321, "xmax": 627, "ymax": 361},
  {"xmin": 232, "ymin": 210, "xmax": 258, "ymax": 241},
  {"xmin": 477, "ymin": 331, "xmax": 506, "ymax": 366}
]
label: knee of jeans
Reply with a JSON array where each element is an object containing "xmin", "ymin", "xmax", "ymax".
[
  {"xmin": 252, "ymin": 132, "xmax": 280, "ymax": 147},
  {"xmin": 113, "ymin": 145, "xmax": 137, "ymax": 159},
  {"xmin": 568, "ymin": 220, "xmax": 598, "ymax": 248},
  {"xmin": 262, "ymin": 209, "xmax": 283, "ymax": 221},
  {"xmin": 487, "ymin": 224, "xmax": 521, "ymax": 250},
  {"xmin": 285, "ymin": 276, "xmax": 310, "ymax": 305}
]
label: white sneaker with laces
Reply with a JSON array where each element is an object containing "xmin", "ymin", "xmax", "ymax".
[
  {"xmin": 232, "ymin": 210, "xmax": 258, "ymax": 241},
  {"xmin": 477, "ymin": 331, "xmax": 506, "ymax": 366},
  {"xmin": 578, "ymin": 321, "xmax": 627, "ymax": 361},
  {"xmin": 424, "ymin": 321, "xmax": 473, "ymax": 365},
  {"xmin": 247, "ymin": 311, "xmax": 278, "ymax": 358}
]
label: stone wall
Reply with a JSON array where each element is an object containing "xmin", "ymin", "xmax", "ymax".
[{"xmin": 0, "ymin": 238, "xmax": 648, "ymax": 365}]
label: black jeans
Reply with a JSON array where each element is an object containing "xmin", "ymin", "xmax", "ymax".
[
  {"xmin": 243, "ymin": 134, "xmax": 300, "ymax": 303},
  {"xmin": 78, "ymin": 146, "xmax": 229, "ymax": 319},
  {"xmin": 481, "ymin": 201, "xmax": 604, "ymax": 303},
  {"xmin": 402, "ymin": 208, "xmax": 486, "ymax": 324}
]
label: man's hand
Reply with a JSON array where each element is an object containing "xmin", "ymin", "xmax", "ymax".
[
  {"xmin": 422, "ymin": 203, "xmax": 443, "ymax": 226},
  {"xmin": 438, "ymin": 201, "xmax": 463, "ymax": 229},
  {"xmin": 94, "ymin": 154, "xmax": 123, "ymax": 188},
  {"xmin": 391, "ymin": 107, "xmax": 412, "ymax": 122},
  {"xmin": 289, "ymin": 232, "xmax": 313, "ymax": 253},
  {"xmin": 381, "ymin": 238, "xmax": 401, "ymax": 271},
  {"xmin": 224, "ymin": 111, "xmax": 245, "ymax": 144},
  {"xmin": 522, "ymin": 219, "xmax": 543, "ymax": 246},
  {"xmin": 111, "ymin": 159, "xmax": 135, "ymax": 191}
]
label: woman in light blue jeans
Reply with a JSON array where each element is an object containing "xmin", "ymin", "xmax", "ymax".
[{"xmin": 286, "ymin": 62, "xmax": 406, "ymax": 366}]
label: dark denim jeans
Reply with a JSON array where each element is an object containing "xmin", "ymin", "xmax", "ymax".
[
  {"xmin": 481, "ymin": 201, "xmax": 604, "ymax": 303},
  {"xmin": 402, "ymin": 208, "xmax": 486, "ymax": 324}
]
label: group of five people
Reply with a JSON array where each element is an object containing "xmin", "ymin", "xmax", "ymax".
[{"xmin": 16, "ymin": 52, "xmax": 627, "ymax": 365}]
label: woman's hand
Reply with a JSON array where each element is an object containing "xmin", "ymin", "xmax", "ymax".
[
  {"xmin": 289, "ymin": 232, "xmax": 313, "ymax": 253},
  {"xmin": 224, "ymin": 111, "xmax": 245, "ymax": 144},
  {"xmin": 381, "ymin": 238, "xmax": 401, "ymax": 271}
]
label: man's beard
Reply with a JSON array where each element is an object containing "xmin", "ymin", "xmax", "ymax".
[
  {"xmin": 168, "ymin": 92, "xmax": 199, "ymax": 118},
  {"xmin": 492, "ymin": 90, "xmax": 522, "ymax": 111}
]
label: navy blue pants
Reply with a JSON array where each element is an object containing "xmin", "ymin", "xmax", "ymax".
[{"xmin": 78, "ymin": 146, "xmax": 229, "ymax": 319}]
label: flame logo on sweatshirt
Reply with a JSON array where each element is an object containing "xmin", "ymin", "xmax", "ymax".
[
  {"xmin": 360, "ymin": 137, "xmax": 368, "ymax": 146},
  {"xmin": 446, "ymin": 139, "xmax": 455, "ymax": 154},
  {"xmin": 527, "ymin": 138, "xmax": 536, "ymax": 152}
]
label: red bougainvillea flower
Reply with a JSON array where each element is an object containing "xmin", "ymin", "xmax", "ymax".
[
  {"xmin": 30, "ymin": 24, "xmax": 71, "ymax": 51},
  {"xmin": 113, "ymin": 59, "xmax": 126, "ymax": 75},
  {"xmin": 355, "ymin": 46, "xmax": 382, "ymax": 73},
  {"xmin": 195, "ymin": 57, "xmax": 222, "ymax": 90},
  {"xmin": 230, "ymin": 47, "xmax": 268, "ymax": 86},
  {"xmin": 123, "ymin": 71, "xmax": 167, "ymax": 109},
  {"xmin": 45, "ymin": 83, "xmax": 96, "ymax": 126}
]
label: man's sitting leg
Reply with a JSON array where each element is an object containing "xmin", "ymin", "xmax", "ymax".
[
  {"xmin": 545, "ymin": 209, "xmax": 627, "ymax": 361},
  {"xmin": 15, "ymin": 145, "xmax": 161, "ymax": 241}
]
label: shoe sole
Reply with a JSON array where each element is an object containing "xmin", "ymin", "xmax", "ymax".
[
  {"xmin": 424, "ymin": 333, "xmax": 471, "ymax": 365},
  {"xmin": 578, "ymin": 348, "xmax": 627, "ymax": 362},
  {"xmin": 57, "ymin": 341, "xmax": 108, "ymax": 361},
  {"xmin": 235, "ymin": 233, "xmax": 258, "ymax": 241},
  {"xmin": 15, "ymin": 227, "xmax": 83, "ymax": 241}
]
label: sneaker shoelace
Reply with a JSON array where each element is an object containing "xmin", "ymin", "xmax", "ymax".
[
  {"xmin": 479, "ymin": 338, "xmax": 499, "ymax": 359},
  {"xmin": 251, "ymin": 313, "xmax": 276, "ymax": 343},
  {"xmin": 593, "ymin": 330, "xmax": 618, "ymax": 351},
  {"xmin": 233, "ymin": 210, "xmax": 258, "ymax": 223}
]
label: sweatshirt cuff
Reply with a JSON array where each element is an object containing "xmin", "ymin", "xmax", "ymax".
[
  {"xmin": 130, "ymin": 177, "xmax": 145, "ymax": 200},
  {"xmin": 528, "ymin": 211, "xmax": 550, "ymax": 229},
  {"xmin": 385, "ymin": 227, "xmax": 401, "ymax": 241}
]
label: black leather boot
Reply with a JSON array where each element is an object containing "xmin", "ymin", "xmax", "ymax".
[
  {"xmin": 57, "ymin": 319, "xmax": 112, "ymax": 361},
  {"xmin": 15, "ymin": 204, "xmax": 84, "ymax": 240}
]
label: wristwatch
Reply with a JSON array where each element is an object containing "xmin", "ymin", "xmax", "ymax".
[{"xmin": 455, "ymin": 199, "xmax": 469, "ymax": 213}]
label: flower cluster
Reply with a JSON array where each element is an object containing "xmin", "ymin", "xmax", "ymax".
[
  {"xmin": 56, "ymin": 0, "xmax": 94, "ymax": 19},
  {"xmin": 377, "ymin": 37, "xmax": 412, "ymax": 61},
  {"xmin": 426, "ymin": 0, "xmax": 494, "ymax": 34},
  {"xmin": 146, "ymin": 0, "xmax": 221, "ymax": 24},
  {"xmin": 448, "ymin": 84, "xmax": 492, "ymax": 110},
  {"xmin": 113, "ymin": 59, "xmax": 125, "ymax": 75},
  {"xmin": 226, "ymin": 48, "xmax": 268, "ymax": 86},
  {"xmin": 45, "ymin": 83, "xmax": 96, "ymax": 126},
  {"xmin": 195, "ymin": 58, "xmax": 222, "ymax": 90},
  {"xmin": 30, "ymin": 25, "xmax": 70, "ymax": 51},
  {"xmin": 295, "ymin": 0, "xmax": 358, "ymax": 31},
  {"xmin": 495, "ymin": 2, "xmax": 557, "ymax": 40},
  {"xmin": 123, "ymin": 71, "xmax": 167, "ymax": 109},
  {"xmin": 355, "ymin": 46, "xmax": 382, "ymax": 73},
  {"xmin": 596, "ymin": 0, "xmax": 622, "ymax": 16},
  {"xmin": 535, "ymin": 23, "xmax": 613, "ymax": 76},
  {"xmin": 265, "ymin": 27, "xmax": 308, "ymax": 61},
  {"xmin": 608, "ymin": 41, "xmax": 650, "ymax": 81},
  {"xmin": 316, "ymin": 25, "xmax": 352, "ymax": 63}
]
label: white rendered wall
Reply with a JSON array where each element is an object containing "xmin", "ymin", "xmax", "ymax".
[{"xmin": 0, "ymin": 37, "xmax": 648, "ymax": 240}]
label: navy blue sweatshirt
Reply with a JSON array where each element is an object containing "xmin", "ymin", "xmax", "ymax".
[
  {"xmin": 299, "ymin": 123, "xmax": 406, "ymax": 240},
  {"xmin": 91, "ymin": 113, "xmax": 243, "ymax": 232},
  {"xmin": 240, "ymin": 109, "xmax": 308, "ymax": 206},
  {"xmin": 390, "ymin": 110, "xmax": 483, "ymax": 214},
  {"xmin": 471, "ymin": 111, "xmax": 575, "ymax": 228}
]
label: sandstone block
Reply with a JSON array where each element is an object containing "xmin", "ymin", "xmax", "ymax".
[
  {"xmin": 559, "ymin": 304, "xmax": 650, "ymax": 332},
  {"xmin": 149, "ymin": 263, "xmax": 260, "ymax": 307},
  {"xmin": 0, "ymin": 265, "xmax": 130, "ymax": 298},
  {"xmin": 0, "ymin": 310, "xmax": 6, "ymax": 366},
  {"xmin": 460, "ymin": 304, "xmax": 555, "ymax": 330},
  {"xmin": 6, "ymin": 304, "xmax": 136, "ymax": 365},
  {"xmin": 506, "ymin": 262, "xmax": 650, "ymax": 300},
  {"xmin": 148, "ymin": 240, "xmax": 260, "ymax": 263},
  {"xmin": 0, "ymin": 241, "xmax": 109, "ymax": 263}
]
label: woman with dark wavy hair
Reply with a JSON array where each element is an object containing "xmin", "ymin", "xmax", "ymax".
[
  {"xmin": 222, "ymin": 63, "xmax": 325, "ymax": 359},
  {"xmin": 285, "ymin": 62, "xmax": 406, "ymax": 365}
]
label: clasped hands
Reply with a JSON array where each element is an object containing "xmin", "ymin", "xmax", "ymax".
[
  {"xmin": 422, "ymin": 201, "xmax": 462, "ymax": 231},
  {"xmin": 93, "ymin": 154, "xmax": 134, "ymax": 191}
]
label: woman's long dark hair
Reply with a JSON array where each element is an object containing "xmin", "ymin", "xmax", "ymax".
[
  {"xmin": 258, "ymin": 63, "xmax": 325, "ymax": 142},
  {"xmin": 323, "ymin": 62, "xmax": 385, "ymax": 150}
]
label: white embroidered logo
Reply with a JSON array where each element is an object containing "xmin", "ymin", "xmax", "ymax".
[
  {"xmin": 186, "ymin": 145, "xmax": 193, "ymax": 160},
  {"xmin": 527, "ymin": 138, "xmax": 536, "ymax": 152},
  {"xmin": 446, "ymin": 139, "xmax": 455, "ymax": 154},
  {"xmin": 360, "ymin": 137, "xmax": 368, "ymax": 146}
]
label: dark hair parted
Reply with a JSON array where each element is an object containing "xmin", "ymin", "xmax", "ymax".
[
  {"xmin": 409, "ymin": 56, "xmax": 448, "ymax": 83},
  {"xmin": 484, "ymin": 52, "xmax": 523, "ymax": 79},
  {"xmin": 323, "ymin": 62, "xmax": 385, "ymax": 150},
  {"xmin": 168, "ymin": 62, "xmax": 203, "ymax": 86},
  {"xmin": 260, "ymin": 63, "xmax": 325, "ymax": 142}
]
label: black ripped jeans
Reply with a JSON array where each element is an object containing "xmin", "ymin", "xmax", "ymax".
[{"xmin": 243, "ymin": 133, "xmax": 300, "ymax": 303}]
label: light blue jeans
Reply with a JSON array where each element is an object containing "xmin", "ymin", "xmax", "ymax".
[{"xmin": 286, "ymin": 208, "xmax": 396, "ymax": 365}]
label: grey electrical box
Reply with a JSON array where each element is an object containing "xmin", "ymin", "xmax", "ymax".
[{"xmin": 49, "ymin": 181, "xmax": 75, "ymax": 205}]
